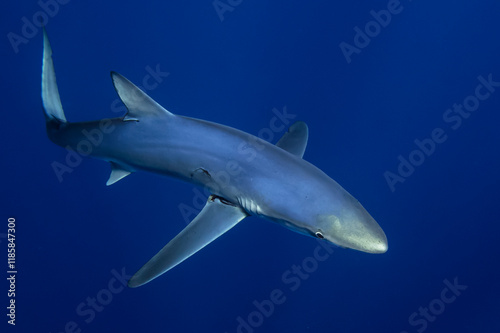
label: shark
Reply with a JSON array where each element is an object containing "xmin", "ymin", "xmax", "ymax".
[{"xmin": 41, "ymin": 29, "xmax": 388, "ymax": 288}]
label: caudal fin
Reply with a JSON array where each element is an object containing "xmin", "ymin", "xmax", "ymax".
[{"xmin": 41, "ymin": 28, "xmax": 67, "ymax": 125}]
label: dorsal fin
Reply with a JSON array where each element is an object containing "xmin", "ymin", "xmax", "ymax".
[
  {"xmin": 110, "ymin": 71, "xmax": 173, "ymax": 121},
  {"xmin": 276, "ymin": 121, "xmax": 309, "ymax": 158}
]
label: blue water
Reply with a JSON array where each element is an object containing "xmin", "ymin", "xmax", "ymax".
[{"xmin": 2, "ymin": 1, "xmax": 500, "ymax": 332}]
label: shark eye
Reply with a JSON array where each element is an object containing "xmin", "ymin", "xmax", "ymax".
[{"xmin": 315, "ymin": 231, "xmax": 324, "ymax": 239}]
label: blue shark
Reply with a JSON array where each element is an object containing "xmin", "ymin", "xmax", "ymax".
[{"xmin": 41, "ymin": 29, "xmax": 387, "ymax": 287}]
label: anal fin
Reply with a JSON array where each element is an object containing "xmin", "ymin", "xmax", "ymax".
[{"xmin": 107, "ymin": 162, "xmax": 133, "ymax": 186}]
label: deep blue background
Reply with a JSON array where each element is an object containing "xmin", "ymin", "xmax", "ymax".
[{"xmin": 2, "ymin": 1, "xmax": 500, "ymax": 332}]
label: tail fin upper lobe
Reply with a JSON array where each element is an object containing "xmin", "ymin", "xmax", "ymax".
[{"xmin": 42, "ymin": 28, "xmax": 67, "ymax": 126}]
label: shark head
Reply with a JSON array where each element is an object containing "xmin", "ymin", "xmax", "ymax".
[{"xmin": 314, "ymin": 193, "xmax": 388, "ymax": 254}]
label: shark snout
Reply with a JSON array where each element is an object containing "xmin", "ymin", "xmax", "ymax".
[
  {"xmin": 319, "ymin": 198, "xmax": 388, "ymax": 254},
  {"xmin": 359, "ymin": 222, "xmax": 388, "ymax": 254},
  {"xmin": 342, "ymin": 196, "xmax": 388, "ymax": 254},
  {"xmin": 332, "ymin": 217, "xmax": 388, "ymax": 254}
]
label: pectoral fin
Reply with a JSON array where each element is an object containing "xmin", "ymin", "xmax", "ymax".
[
  {"xmin": 276, "ymin": 121, "xmax": 309, "ymax": 158},
  {"xmin": 128, "ymin": 195, "xmax": 248, "ymax": 287}
]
